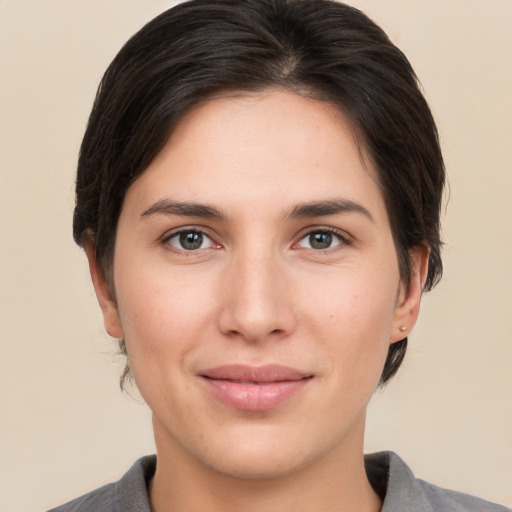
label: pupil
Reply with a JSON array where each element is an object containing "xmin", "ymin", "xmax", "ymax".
[
  {"xmin": 310, "ymin": 232, "xmax": 331, "ymax": 249},
  {"xmin": 180, "ymin": 232, "xmax": 203, "ymax": 250}
]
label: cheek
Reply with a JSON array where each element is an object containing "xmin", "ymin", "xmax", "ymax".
[
  {"xmin": 113, "ymin": 258, "xmax": 219, "ymax": 364},
  {"xmin": 301, "ymin": 264, "xmax": 398, "ymax": 378},
  {"xmin": 303, "ymin": 260, "xmax": 398, "ymax": 333}
]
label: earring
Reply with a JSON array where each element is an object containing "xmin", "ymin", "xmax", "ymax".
[{"xmin": 399, "ymin": 325, "xmax": 407, "ymax": 333}]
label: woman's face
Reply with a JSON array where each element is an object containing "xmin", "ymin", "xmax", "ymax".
[{"xmin": 91, "ymin": 90, "xmax": 425, "ymax": 478}]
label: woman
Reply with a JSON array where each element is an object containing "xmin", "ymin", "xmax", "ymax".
[{"xmin": 50, "ymin": 0, "xmax": 509, "ymax": 510}]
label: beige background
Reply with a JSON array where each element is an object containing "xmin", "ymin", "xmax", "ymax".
[{"xmin": 1, "ymin": 1, "xmax": 511, "ymax": 511}]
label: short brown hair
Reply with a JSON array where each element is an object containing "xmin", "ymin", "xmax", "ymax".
[{"xmin": 74, "ymin": 0, "xmax": 445, "ymax": 386}]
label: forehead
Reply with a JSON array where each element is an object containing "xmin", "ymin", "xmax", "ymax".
[{"xmin": 122, "ymin": 90, "xmax": 387, "ymax": 224}]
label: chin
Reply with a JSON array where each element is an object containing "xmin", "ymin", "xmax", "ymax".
[
  {"xmin": 191, "ymin": 422, "xmax": 338, "ymax": 481},
  {"xmin": 204, "ymin": 447, "xmax": 311, "ymax": 481}
]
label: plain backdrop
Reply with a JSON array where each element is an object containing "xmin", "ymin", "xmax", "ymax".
[{"xmin": 1, "ymin": 1, "xmax": 511, "ymax": 511}]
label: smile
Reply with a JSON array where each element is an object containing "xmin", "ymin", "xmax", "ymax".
[{"xmin": 200, "ymin": 364, "xmax": 313, "ymax": 411}]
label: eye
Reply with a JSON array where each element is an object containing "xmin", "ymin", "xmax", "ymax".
[
  {"xmin": 297, "ymin": 230, "xmax": 344, "ymax": 250},
  {"xmin": 165, "ymin": 230, "xmax": 216, "ymax": 251}
]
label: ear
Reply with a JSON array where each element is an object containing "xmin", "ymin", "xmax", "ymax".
[
  {"xmin": 390, "ymin": 245, "xmax": 429, "ymax": 344},
  {"xmin": 84, "ymin": 241, "xmax": 124, "ymax": 339}
]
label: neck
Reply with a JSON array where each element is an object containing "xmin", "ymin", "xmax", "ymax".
[{"xmin": 149, "ymin": 416, "xmax": 381, "ymax": 512}]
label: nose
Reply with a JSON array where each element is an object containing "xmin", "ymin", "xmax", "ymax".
[{"xmin": 217, "ymin": 251, "xmax": 297, "ymax": 343}]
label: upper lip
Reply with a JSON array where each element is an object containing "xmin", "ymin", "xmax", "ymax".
[{"xmin": 200, "ymin": 364, "xmax": 312, "ymax": 383}]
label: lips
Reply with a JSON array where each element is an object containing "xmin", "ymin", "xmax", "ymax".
[{"xmin": 199, "ymin": 364, "xmax": 313, "ymax": 411}]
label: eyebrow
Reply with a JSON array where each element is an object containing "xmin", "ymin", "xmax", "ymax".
[
  {"xmin": 286, "ymin": 198, "xmax": 374, "ymax": 223},
  {"xmin": 141, "ymin": 199, "xmax": 225, "ymax": 220},
  {"xmin": 141, "ymin": 197, "xmax": 373, "ymax": 223}
]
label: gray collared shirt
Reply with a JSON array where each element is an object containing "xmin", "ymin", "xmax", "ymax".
[{"xmin": 47, "ymin": 452, "xmax": 510, "ymax": 512}]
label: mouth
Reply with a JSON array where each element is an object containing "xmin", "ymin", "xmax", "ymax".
[{"xmin": 199, "ymin": 364, "xmax": 313, "ymax": 411}]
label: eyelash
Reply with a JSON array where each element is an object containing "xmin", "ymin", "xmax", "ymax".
[
  {"xmin": 294, "ymin": 227, "xmax": 351, "ymax": 253},
  {"xmin": 161, "ymin": 226, "xmax": 351, "ymax": 254},
  {"xmin": 162, "ymin": 228, "xmax": 218, "ymax": 254}
]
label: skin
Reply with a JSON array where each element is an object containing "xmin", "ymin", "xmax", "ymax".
[{"xmin": 86, "ymin": 90, "xmax": 428, "ymax": 512}]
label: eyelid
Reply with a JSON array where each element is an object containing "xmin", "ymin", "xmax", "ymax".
[
  {"xmin": 158, "ymin": 224, "xmax": 352, "ymax": 254},
  {"xmin": 160, "ymin": 225, "xmax": 222, "ymax": 252},
  {"xmin": 293, "ymin": 226, "xmax": 353, "ymax": 251}
]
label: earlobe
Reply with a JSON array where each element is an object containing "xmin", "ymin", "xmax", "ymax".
[
  {"xmin": 83, "ymin": 242, "xmax": 124, "ymax": 339},
  {"xmin": 390, "ymin": 245, "xmax": 429, "ymax": 344}
]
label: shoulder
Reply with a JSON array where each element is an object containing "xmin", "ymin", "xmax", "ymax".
[
  {"xmin": 365, "ymin": 451, "xmax": 511, "ymax": 512},
  {"xmin": 46, "ymin": 455, "xmax": 156, "ymax": 512},
  {"xmin": 46, "ymin": 483, "xmax": 115, "ymax": 512},
  {"xmin": 417, "ymin": 478, "xmax": 511, "ymax": 512}
]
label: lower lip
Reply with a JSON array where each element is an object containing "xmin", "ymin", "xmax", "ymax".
[{"xmin": 201, "ymin": 377, "xmax": 311, "ymax": 411}]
